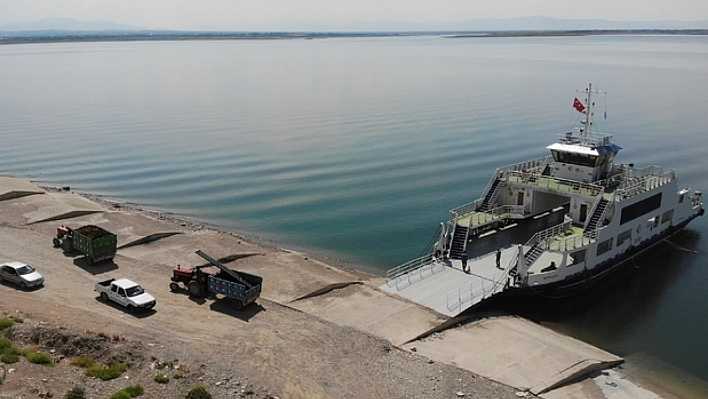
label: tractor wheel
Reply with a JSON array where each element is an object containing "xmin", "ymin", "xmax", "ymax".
[
  {"xmin": 100, "ymin": 292, "xmax": 108, "ymax": 302},
  {"xmin": 169, "ymin": 282, "xmax": 180, "ymax": 291},
  {"xmin": 188, "ymin": 281, "xmax": 206, "ymax": 298},
  {"xmin": 61, "ymin": 238, "xmax": 73, "ymax": 252},
  {"xmin": 231, "ymin": 299, "xmax": 244, "ymax": 310},
  {"xmin": 53, "ymin": 238, "xmax": 60, "ymax": 248}
]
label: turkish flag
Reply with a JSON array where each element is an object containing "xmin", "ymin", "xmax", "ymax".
[{"xmin": 573, "ymin": 97, "xmax": 586, "ymax": 113}]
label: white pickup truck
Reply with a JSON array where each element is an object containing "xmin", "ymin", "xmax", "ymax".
[{"xmin": 95, "ymin": 278, "xmax": 156, "ymax": 312}]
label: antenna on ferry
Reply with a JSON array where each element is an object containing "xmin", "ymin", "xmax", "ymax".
[
  {"xmin": 580, "ymin": 84, "xmax": 592, "ymax": 143},
  {"xmin": 576, "ymin": 83, "xmax": 605, "ymax": 146}
]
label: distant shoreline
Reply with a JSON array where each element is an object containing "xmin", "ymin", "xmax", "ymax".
[{"xmin": 1, "ymin": 29, "xmax": 707, "ymax": 45}]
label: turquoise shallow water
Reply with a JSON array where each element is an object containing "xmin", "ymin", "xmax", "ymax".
[{"xmin": 1, "ymin": 35, "xmax": 708, "ymax": 391}]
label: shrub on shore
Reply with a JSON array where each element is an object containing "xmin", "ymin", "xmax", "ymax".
[
  {"xmin": 109, "ymin": 384, "xmax": 144, "ymax": 399},
  {"xmin": 64, "ymin": 386, "xmax": 86, "ymax": 399},
  {"xmin": 22, "ymin": 348, "xmax": 54, "ymax": 365},
  {"xmin": 185, "ymin": 385, "xmax": 212, "ymax": 399},
  {"xmin": 1, "ymin": 345, "xmax": 21, "ymax": 364},
  {"xmin": 69, "ymin": 355, "xmax": 128, "ymax": 380},
  {"xmin": 0, "ymin": 319, "xmax": 14, "ymax": 330},
  {"xmin": 85, "ymin": 362, "xmax": 128, "ymax": 380}
]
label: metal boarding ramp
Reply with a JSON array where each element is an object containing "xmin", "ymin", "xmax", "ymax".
[{"xmin": 379, "ymin": 247, "xmax": 519, "ymax": 317}]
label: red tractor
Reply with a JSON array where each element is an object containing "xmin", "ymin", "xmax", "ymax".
[
  {"xmin": 169, "ymin": 250, "xmax": 263, "ymax": 309},
  {"xmin": 170, "ymin": 265, "xmax": 212, "ymax": 298}
]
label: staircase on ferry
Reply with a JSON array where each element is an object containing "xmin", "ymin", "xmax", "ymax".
[
  {"xmin": 584, "ymin": 198, "xmax": 610, "ymax": 234},
  {"xmin": 524, "ymin": 242, "xmax": 544, "ymax": 266},
  {"xmin": 448, "ymin": 225, "xmax": 469, "ymax": 259},
  {"xmin": 480, "ymin": 178, "xmax": 503, "ymax": 211}
]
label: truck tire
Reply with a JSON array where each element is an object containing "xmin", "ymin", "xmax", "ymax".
[
  {"xmin": 127, "ymin": 305, "xmax": 135, "ymax": 313},
  {"xmin": 100, "ymin": 292, "xmax": 108, "ymax": 302},
  {"xmin": 188, "ymin": 281, "xmax": 206, "ymax": 298},
  {"xmin": 169, "ymin": 282, "xmax": 180, "ymax": 291},
  {"xmin": 53, "ymin": 238, "xmax": 60, "ymax": 248},
  {"xmin": 232, "ymin": 299, "xmax": 244, "ymax": 310}
]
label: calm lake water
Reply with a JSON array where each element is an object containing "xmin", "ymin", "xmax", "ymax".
[{"xmin": 1, "ymin": 35, "xmax": 707, "ymax": 394}]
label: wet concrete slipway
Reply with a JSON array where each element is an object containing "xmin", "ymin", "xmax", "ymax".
[{"xmin": 0, "ymin": 177, "xmax": 665, "ymax": 398}]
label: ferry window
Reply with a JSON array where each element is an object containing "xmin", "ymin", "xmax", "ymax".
[
  {"xmin": 551, "ymin": 150, "xmax": 596, "ymax": 167},
  {"xmin": 596, "ymin": 238, "xmax": 613, "ymax": 256},
  {"xmin": 617, "ymin": 230, "xmax": 632, "ymax": 246},
  {"xmin": 661, "ymin": 210, "xmax": 673, "ymax": 224},
  {"xmin": 620, "ymin": 193, "xmax": 662, "ymax": 225}
]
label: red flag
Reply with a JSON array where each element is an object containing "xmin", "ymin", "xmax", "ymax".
[{"xmin": 573, "ymin": 97, "xmax": 585, "ymax": 113}]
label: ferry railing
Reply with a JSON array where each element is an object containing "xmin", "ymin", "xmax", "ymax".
[
  {"xmin": 450, "ymin": 199, "xmax": 483, "ymax": 221},
  {"xmin": 526, "ymin": 214, "xmax": 600, "ymax": 252},
  {"xmin": 496, "ymin": 155, "xmax": 553, "ymax": 176},
  {"xmin": 615, "ymin": 170, "xmax": 676, "ymax": 200},
  {"xmin": 558, "ymin": 130, "xmax": 615, "ymax": 147},
  {"xmin": 385, "ymin": 254, "xmax": 445, "ymax": 291},
  {"xmin": 452, "ymin": 156, "xmax": 552, "ymax": 220},
  {"xmin": 525, "ymin": 215, "xmax": 573, "ymax": 248},
  {"xmin": 445, "ymin": 253, "xmax": 514, "ymax": 312},
  {"xmin": 554, "ymin": 178, "xmax": 604, "ymax": 196},
  {"xmin": 561, "ymin": 229, "xmax": 599, "ymax": 250},
  {"xmin": 452, "ymin": 205, "xmax": 524, "ymax": 236},
  {"xmin": 506, "ymin": 170, "xmax": 604, "ymax": 197}
]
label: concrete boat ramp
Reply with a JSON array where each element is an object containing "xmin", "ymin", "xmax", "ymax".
[
  {"xmin": 378, "ymin": 246, "xmax": 628, "ymax": 396},
  {"xmin": 380, "ymin": 246, "xmax": 519, "ymax": 317}
]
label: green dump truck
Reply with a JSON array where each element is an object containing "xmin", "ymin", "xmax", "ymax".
[{"xmin": 53, "ymin": 225, "xmax": 117, "ymax": 264}]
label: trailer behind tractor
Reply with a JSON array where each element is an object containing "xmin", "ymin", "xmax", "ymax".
[
  {"xmin": 53, "ymin": 225, "xmax": 117, "ymax": 264},
  {"xmin": 170, "ymin": 250, "xmax": 262, "ymax": 309}
]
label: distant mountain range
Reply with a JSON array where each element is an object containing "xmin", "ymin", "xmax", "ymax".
[
  {"xmin": 1, "ymin": 16, "xmax": 707, "ymax": 33},
  {"xmin": 0, "ymin": 18, "xmax": 142, "ymax": 31}
]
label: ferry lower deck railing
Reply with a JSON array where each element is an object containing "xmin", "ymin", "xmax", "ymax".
[
  {"xmin": 452, "ymin": 205, "xmax": 525, "ymax": 230},
  {"xmin": 525, "ymin": 215, "xmax": 600, "ymax": 253},
  {"xmin": 449, "ymin": 199, "xmax": 483, "ymax": 222},
  {"xmin": 546, "ymin": 229, "xmax": 598, "ymax": 251},
  {"xmin": 525, "ymin": 215, "xmax": 573, "ymax": 248},
  {"xmin": 386, "ymin": 254, "xmax": 444, "ymax": 291},
  {"xmin": 446, "ymin": 255, "xmax": 513, "ymax": 312}
]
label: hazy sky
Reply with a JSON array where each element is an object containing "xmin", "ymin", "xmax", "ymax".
[{"xmin": 2, "ymin": 0, "xmax": 707, "ymax": 30}]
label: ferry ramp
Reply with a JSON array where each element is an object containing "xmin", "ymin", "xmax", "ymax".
[{"xmin": 379, "ymin": 247, "xmax": 518, "ymax": 317}]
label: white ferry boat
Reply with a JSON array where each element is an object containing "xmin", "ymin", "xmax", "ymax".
[{"xmin": 429, "ymin": 84, "xmax": 704, "ymax": 295}]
